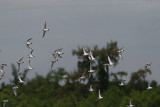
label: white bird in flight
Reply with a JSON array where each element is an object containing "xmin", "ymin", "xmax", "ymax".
[
  {"xmin": 28, "ymin": 49, "xmax": 35, "ymax": 58},
  {"xmin": 146, "ymin": 79, "xmax": 152, "ymax": 92},
  {"xmin": 51, "ymin": 58, "xmax": 58, "ymax": 69},
  {"xmin": 126, "ymin": 99, "xmax": 135, "ymax": 107},
  {"xmin": 88, "ymin": 62, "xmax": 95, "ymax": 73},
  {"xmin": 42, "ymin": 21, "xmax": 49, "ymax": 38},
  {"xmin": 18, "ymin": 74, "xmax": 24, "ymax": 83},
  {"xmin": 3, "ymin": 99, "xmax": 8, "ymax": 107},
  {"xmin": 12, "ymin": 85, "xmax": 19, "ymax": 96},
  {"xmin": 62, "ymin": 73, "xmax": 68, "ymax": 78},
  {"xmin": 26, "ymin": 38, "xmax": 32, "ymax": 49},
  {"xmin": 82, "ymin": 47, "xmax": 89, "ymax": 56},
  {"xmin": 28, "ymin": 59, "xmax": 33, "ymax": 70},
  {"xmin": 17, "ymin": 57, "xmax": 24, "ymax": 72},
  {"xmin": 144, "ymin": 63, "xmax": 152, "ymax": 70},
  {"xmin": 0, "ymin": 64, "xmax": 7, "ymax": 70},
  {"xmin": 89, "ymin": 85, "xmax": 94, "ymax": 92},
  {"xmin": 79, "ymin": 71, "xmax": 86, "ymax": 82},
  {"xmin": 98, "ymin": 89, "xmax": 103, "ymax": 99},
  {"xmin": 119, "ymin": 80, "xmax": 126, "ymax": 86},
  {"xmin": 117, "ymin": 47, "xmax": 124, "ymax": 60},
  {"xmin": 88, "ymin": 51, "xmax": 95, "ymax": 62},
  {"xmin": 104, "ymin": 56, "xmax": 114, "ymax": 66}
]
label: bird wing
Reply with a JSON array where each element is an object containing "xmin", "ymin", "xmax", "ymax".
[
  {"xmin": 27, "ymin": 38, "xmax": 32, "ymax": 41},
  {"xmin": 30, "ymin": 49, "xmax": 34, "ymax": 54},
  {"xmin": 19, "ymin": 57, "xmax": 23, "ymax": 62},
  {"xmin": 51, "ymin": 61, "xmax": 54, "ymax": 69},
  {"xmin": 42, "ymin": 31, "xmax": 46, "ymax": 38},
  {"xmin": 44, "ymin": 21, "xmax": 46, "ymax": 29},
  {"xmin": 108, "ymin": 56, "xmax": 112, "ymax": 64},
  {"xmin": 13, "ymin": 89, "xmax": 17, "ymax": 96}
]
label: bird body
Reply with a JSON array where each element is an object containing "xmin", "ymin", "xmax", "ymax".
[
  {"xmin": 42, "ymin": 22, "xmax": 49, "ymax": 38},
  {"xmin": 89, "ymin": 85, "xmax": 94, "ymax": 92},
  {"xmin": 119, "ymin": 80, "xmax": 126, "ymax": 86},
  {"xmin": 12, "ymin": 86, "xmax": 18, "ymax": 96},
  {"xmin": 18, "ymin": 75, "xmax": 24, "ymax": 83},
  {"xmin": 98, "ymin": 89, "xmax": 103, "ymax": 99},
  {"xmin": 127, "ymin": 99, "xmax": 134, "ymax": 107},
  {"xmin": 82, "ymin": 47, "xmax": 89, "ymax": 56},
  {"xmin": 26, "ymin": 38, "xmax": 32, "ymax": 49}
]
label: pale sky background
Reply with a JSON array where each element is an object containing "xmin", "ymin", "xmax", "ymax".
[{"xmin": 0, "ymin": 0, "xmax": 160, "ymax": 84}]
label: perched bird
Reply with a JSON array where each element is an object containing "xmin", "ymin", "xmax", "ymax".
[
  {"xmin": 88, "ymin": 51, "xmax": 95, "ymax": 61},
  {"xmin": 28, "ymin": 49, "xmax": 35, "ymax": 58},
  {"xmin": 42, "ymin": 21, "xmax": 49, "ymax": 38},
  {"xmin": 117, "ymin": 47, "xmax": 124, "ymax": 60},
  {"xmin": 119, "ymin": 80, "xmax": 126, "ymax": 86},
  {"xmin": 18, "ymin": 74, "xmax": 24, "ymax": 83},
  {"xmin": 12, "ymin": 85, "xmax": 19, "ymax": 96},
  {"xmin": 126, "ymin": 99, "xmax": 134, "ymax": 107},
  {"xmin": 17, "ymin": 57, "xmax": 24, "ymax": 72},
  {"xmin": 28, "ymin": 59, "xmax": 33, "ymax": 70},
  {"xmin": 3, "ymin": 99, "xmax": 8, "ymax": 107},
  {"xmin": 26, "ymin": 38, "xmax": 32, "ymax": 49},
  {"xmin": 89, "ymin": 85, "xmax": 94, "ymax": 92},
  {"xmin": 0, "ymin": 64, "xmax": 7, "ymax": 70},
  {"xmin": 147, "ymin": 79, "xmax": 152, "ymax": 92},
  {"xmin": 82, "ymin": 47, "xmax": 89, "ymax": 56},
  {"xmin": 51, "ymin": 58, "xmax": 58, "ymax": 69},
  {"xmin": 98, "ymin": 89, "xmax": 103, "ymax": 99}
]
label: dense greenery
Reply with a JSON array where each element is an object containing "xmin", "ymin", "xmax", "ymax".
[{"xmin": 0, "ymin": 41, "xmax": 159, "ymax": 107}]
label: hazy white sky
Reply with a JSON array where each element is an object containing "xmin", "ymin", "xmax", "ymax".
[{"xmin": 0, "ymin": 0, "xmax": 160, "ymax": 84}]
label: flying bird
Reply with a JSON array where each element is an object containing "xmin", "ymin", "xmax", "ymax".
[
  {"xmin": 0, "ymin": 69, "xmax": 5, "ymax": 80},
  {"xmin": 12, "ymin": 85, "xmax": 19, "ymax": 96},
  {"xmin": 119, "ymin": 80, "xmax": 126, "ymax": 86},
  {"xmin": 126, "ymin": 99, "xmax": 135, "ymax": 107},
  {"xmin": 82, "ymin": 47, "xmax": 89, "ymax": 56},
  {"xmin": 28, "ymin": 49, "xmax": 35, "ymax": 58},
  {"xmin": 89, "ymin": 85, "xmax": 94, "ymax": 92},
  {"xmin": 28, "ymin": 59, "xmax": 33, "ymax": 70},
  {"xmin": 17, "ymin": 57, "xmax": 24, "ymax": 72},
  {"xmin": 18, "ymin": 74, "xmax": 24, "ymax": 83},
  {"xmin": 117, "ymin": 47, "xmax": 124, "ymax": 60},
  {"xmin": 62, "ymin": 73, "xmax": 68, "ymax": 79},
  {"xmin": 0, "ymin": 64, "xmax": 7, "ymax": 70},
  {"xmin": 79, "ymin": 71, "xmax": 86, "ymax": 82},
  {"xmin": 98, "ymin": 89, "xmax": 103, "ymax": 99},
  {"xmin": 51, "ymin": 58, "xmax": 58, "ymax": 69},
  {"xmin": 146, "ymin": 79, "xmax": 152, "ymax": 92},
  {"xmin": 88, "ymin": 51, "xmax": 95, "ymax": 62},
  {"xmin": 144, "ymin": 63, "xmax": 152, "ymax": 70},
  {"xmin": 88, "ymin": 62, "xmax": 95, "ymax": 73},
  {"xmin": 56, "ymin": 48, "xmax": 64, "ymax": 58},
  {"xmin": 104, "ymin": 56, "xmax": 114, "ymax": 67},
  {"xmin": 3, "ymin": 99, "xmax": 8, "ymax": 107},
  {"xmin": 42, "ymin": 21, "xmax": 49, "ymax": 38},
  {"xmin": 26, "ymin": 38, "xmax": 32, "ymax": 49}
]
